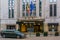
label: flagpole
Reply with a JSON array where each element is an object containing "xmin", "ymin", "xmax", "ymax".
[
  {"xmin": 25, "ymin": 0, "xmax": 26, "ymax": 17},
  {"xmin": 32, "ymin": 0, "xmax": 33, "ymax": 17},
  {"xmin": 29, "ymin": 0, "xmax": 30, "ymax": 17}
]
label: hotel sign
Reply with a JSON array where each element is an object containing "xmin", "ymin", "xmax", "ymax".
[{"xmin": 24, "ymin": 22, "xmax": 35, "ymax": 23}]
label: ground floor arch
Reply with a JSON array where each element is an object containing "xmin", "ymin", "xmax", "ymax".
[{"xmin": 16, "ymin": 20, "xmax": 44, "ymax": 33}]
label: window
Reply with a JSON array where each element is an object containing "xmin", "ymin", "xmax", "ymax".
[
  {"xmin": 7, "ymin": 25, "xmax": 16, "ymax": 30},
  {"xmin": 8, "ymin": 0, "xmax": 14, "ymax": 18},
  {"xmin": 39, "ymin": 0, "xmax": 42, "ymax": 16},
  {"xmin": 22, "ymin": 3, "xmax": 25, "ymax": 11},
  {"xmin": 33, "ymin": 3, "xmax": 36, "ymax": 16},
  {"xmin": 54, "ymin": 4, "xmax": 57, "ymax": 16},
  {"xmin": 22, "ymin": 2, "xmax": 25, "ymax": 17},
  {"xmin": 48, "ymin": 26, "xmax": 52, "ymax": 31},
  {"xmin": 22, "ymin": 0, "xmax": 36, "ymax": 17},
  {"xmin": 9, "ymin": 9, "xmax": 11, "ymax": 18},
  {"xmin": 49, "ymin": 0, "xmax": 56, "ymax": 2},
  {"xmin": 49, "ymin": 4, "xmax": 57, "ymax": 17},
  {"xmin": 48, "ymin": 24, "xmax": 58, "ymax": 32},
  {"xmin": 54, "ymin": 0, "xmax": 56, "ymax": 2},
  {"xmin": 8, "ymin": 0, "xmax": 10, "ymax": 6},
  {"xmin": 49, "ymin": 0, "xmax": 53, "ymax": 2},
  {"xmin": 12, "ymin": 9, "xmax": 14, "ymax": 18},
  {"xmin": 50, "ymin": 4, "xmax": 52, "ymax": 16},
  {"xmin": 11, "ymin": 0, "xmax": 14, "ymax": 6}
]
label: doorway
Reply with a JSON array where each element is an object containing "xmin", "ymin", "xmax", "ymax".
[
  {"xmin": 34, "ymin": 25, "xmax": 43, "ymax": 33},
  {"xmin": 34, "ymin": 25, "xmax": 40, "ymax": 32},
  {"xmin": 20, "ymin": 24, "xmax": 27, "ymax": 32}
]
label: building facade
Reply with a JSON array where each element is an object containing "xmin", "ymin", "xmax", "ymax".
[{"xmin": 0, "ymin": 0, "xmax": 60, "ymax": 34}]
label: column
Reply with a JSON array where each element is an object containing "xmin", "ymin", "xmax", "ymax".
[
  {"xmin": 36, "ymin": 0, "xmax": 39, "ymax": 17},
  {"xmin": 15, "ymin": 0, "xmax": 20, "ymax": 19},
  {"xmin": 58, "ymin": 24, "xmax": 60, "ymax": 32},
  {"xmin": 14, "ymin": 0, "xmax": 18, "ymax": 19},
  {"xmin": 42, "ymin": 0, "xmax": 46, "ymax": 19},
  {"xmin": 44, "ymin": 23, "xmax": 48, "ymax": 32},
  {"xmin": 16, "ymin": 24, "xmax": 19, "ymax": 30},
  {"xmin": 20, "ymin": 0, "xmax": 22, "ymax": 17}
]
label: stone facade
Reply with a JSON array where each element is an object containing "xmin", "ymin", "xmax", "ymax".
[{"xmin": 0, "ymin": 0, "xmax": 60, "ymax": 34}]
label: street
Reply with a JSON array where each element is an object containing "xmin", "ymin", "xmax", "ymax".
[{"xmin": 0, "ymin": 35, "xmax": 60, "ymax": 40}]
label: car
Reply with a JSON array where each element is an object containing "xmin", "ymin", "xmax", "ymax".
[{"xmin": 0, "ymin": 30, "xmax": 26, "ymax": 38}]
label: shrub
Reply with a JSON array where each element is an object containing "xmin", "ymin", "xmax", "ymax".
[
  {"xmin": 36, "ymin": 32, "xmax": 40, "ymax": 37},
  {"xmin": 55, "ymin": 32, "xmax": 59, "ymax": 36},
  {"xmin": 43, "ymin": 32, "xmax": 48, "ymax": 36}
]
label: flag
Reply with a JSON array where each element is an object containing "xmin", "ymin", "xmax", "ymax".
[
  {"xmin": 26, "ymin": 1, "xmax": 34, "ymax": 14},
  {"xmin": 26, "ymin": 3, "xmax": 30, "ymax": 14},
  {"xmin": 30, "ymin": 1, "xmax": 34, "ymax": 11},
  {"xmin": 30, "ymin": 1, "xmax": 34, "ymax": 16}
]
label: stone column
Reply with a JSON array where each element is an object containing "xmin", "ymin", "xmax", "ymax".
[
  {"xmin": 20, "ymin": 0, "xmax": 22, "ymax": 18},
  {"xmin": 16, "ymin": 24, "xmax": 19, "ymax": 30},
  {"xmin": 58, "ymin": 23, "xmax": 60, "ymax": 32},
  {"xmin": 14, "ymin": 0, "xmax": 17, "ymax": 19},
  {"xmin": 36, "ymin": 0, "xmax": 39, "ymax": 17},
  {"xmin": 44, "ymin": 23, "xmax": 48, "ymax": 32}
]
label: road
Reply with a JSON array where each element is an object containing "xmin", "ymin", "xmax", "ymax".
[{"xmin": 0, "ymin": 36, "xmax": 60, "ymax": 40}]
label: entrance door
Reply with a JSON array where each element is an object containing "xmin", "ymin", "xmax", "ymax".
[
  {"xmin": 40, "ymin": 25, "xmax": 43, "ymax": 33},
  {"xmin": 34, "ymin": 25, "xmax": 43, "ymax": 33},
  {"xmin": 34, "ymin": 25, "xmax": 40, "ymax": 32},
  {"xmin": 21, "ymin": 24, "xmax": 27, "ymax": 32}
]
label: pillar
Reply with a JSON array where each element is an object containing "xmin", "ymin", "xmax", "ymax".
[
  {"xmin": 20, "ymin": 0, "xmax": 22, "ymax": 17},
  {"xmin": 44, "ymin": 23, "xmax": 48, "ymax": 32},
  {"xmin": 16, "ymin": 24, "xmax": 19, "ymax": 30},
  {"xmin": 36, "ymin": 0, "xmax": 39, "ymax": 17},
  {"xmin": 58, "ymin": 23, "xmax": 60, "ymax": 32}
]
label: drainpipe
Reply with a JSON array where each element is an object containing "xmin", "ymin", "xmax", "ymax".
[{"xmin": 0, "ymin": 19, "xmax": 1, "ymax": 32}]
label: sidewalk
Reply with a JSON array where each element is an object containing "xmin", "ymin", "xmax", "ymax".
[
  {"xmin": 24, "ymin": 33, "xmax": 60, "ymax": 40},
  {"xmin": 24, "ymin": 36, "xmax": 60, "ymax": 40}
]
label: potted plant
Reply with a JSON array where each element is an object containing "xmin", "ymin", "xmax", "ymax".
[
  {"xmin": 36, "ymin": 32, "xmax": 40, "ymax": 37},
  {"xmin": 55, "ymin": 32, "xmax": 59, "ymax": 36},
  {"xmin": 43, "ymin": 32, "xmax": 48, "ymax": 36}
]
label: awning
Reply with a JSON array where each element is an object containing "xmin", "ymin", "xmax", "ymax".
[{"xmin": 48, "ymin": 23, "xmax": 59, "ymax": 26}]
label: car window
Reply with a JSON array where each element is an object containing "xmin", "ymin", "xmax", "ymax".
[
  {"xmin": 6, "ymin": 31, "xmax": 14, "ymax": 32},
  {"xmin": 15, "ymin": 31, "xmax": 20, "ymax": 33},
  {"xmin": 3, "ymin": 31, "xmax": 14, "ymax": 33},
  {"xmin": 15, "ymin": 31, "xmax": 24, "ymax": 35}
]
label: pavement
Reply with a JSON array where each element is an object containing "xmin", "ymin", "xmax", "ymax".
[
  {"xmin": 0, "ymin": 33, "xmax": 60, "ymax": 40},
  {"xmin": 0, "ymin": 35, "xmax": 60, "ymax": 40},
  {"xmin": 0, "ymin": 36, "xmax": 60, "ymax": 40}
]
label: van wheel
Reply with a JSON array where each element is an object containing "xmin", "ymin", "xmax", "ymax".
[
  {"xmin": 17, "ymin": 36, "xmax": 20, "ymax": 39},
  {"xmin": 2, "ymin": 35, "xmax": 5, "ymax": 38}
]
